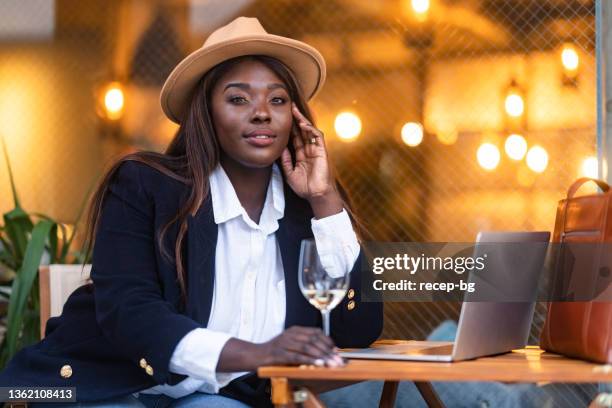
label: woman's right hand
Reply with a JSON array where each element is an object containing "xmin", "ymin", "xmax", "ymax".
[
  {"xmin": 216, "ymin": 326, "xmax": 345, "ymax": 373},
  {"xmin": 257, "ymin": 326, "xmax": 345, "ymax": 368}
]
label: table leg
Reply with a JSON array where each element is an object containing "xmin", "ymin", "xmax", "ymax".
[
  {"xmin": 271, "ymin": 377, "xmax": 295, "ymax": 407},
  {"xmin": 379, "ymin": 381, "xmax": 399, "ymax": 408},
  {"xmin": 415, "ymin": 381, "xmax": 445, "ymax": 408}
]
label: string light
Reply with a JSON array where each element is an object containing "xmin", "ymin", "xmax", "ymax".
[
  {"xmin": 100, "ymin": 82, "xmax": 124, "ymax": 121},
  {"xmin": 411, "ymin": 0, "xmax": 430, "ymax": 14},
  {"xmin": 477, "ymin": 143, "xmax": 500, "ymax": 171},
  {"xmin": 526, "ymin": 145, "xmax": 548, "ymax": 173},
  {"xmin": 504, "ymin": 134, "xmax": 527, "ymax": 161},
  {"xmin": 561, "ymin": 43, "xmax": 580, "ymax": 75},
  {"xmin": 401, "ymin": 122, "xmax": 424, "ymax": 147},
  {"xmin": 334, "ymin": 111, "xmax": 361, "ymax": 142},
  {"xmin": 504, "ymin": 91, "xmax": 524, "ymax": 118}
]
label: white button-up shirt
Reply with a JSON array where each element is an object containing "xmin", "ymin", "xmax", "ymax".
[{"xmin": 139, "ymin": 163, "xmax": 359, "ymax": 398}]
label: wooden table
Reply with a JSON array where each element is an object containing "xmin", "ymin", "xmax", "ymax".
[{"xmin": 258, "ymin": 340, "xmax": 612, "ymax": 407}]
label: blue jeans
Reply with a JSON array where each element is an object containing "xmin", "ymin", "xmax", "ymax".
[
  {"xmin": 29, "ymin": 395, "xmax": 145, "ymax": 407},
  {"xmin": 29, "ymin": 392, "xmax": 250, "ymax": 408},
  {"xmin": 137, "ymin": 392, "xmax": 250, "ymax": 408}
]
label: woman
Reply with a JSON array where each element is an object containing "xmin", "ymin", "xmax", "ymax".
[{"xmin": 0, "ymin": 17, "xmax": 383, "ymax": 407}]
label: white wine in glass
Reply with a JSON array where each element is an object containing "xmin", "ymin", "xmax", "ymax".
[{"xmin": 298, "ymin": 239, "xmax": 350, "ymax": 336}]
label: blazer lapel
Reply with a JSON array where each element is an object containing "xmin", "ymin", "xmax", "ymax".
[{"xmin": 186, "ymin": 195, "xmax": 217, "ymax": 327}]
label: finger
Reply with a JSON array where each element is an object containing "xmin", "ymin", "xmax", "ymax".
[
  {"xmin": 299, "ymin": 122, "xmax": 324, "ymax": 139},
  {"xmin": 290, "ymin": 103, "xmax": 325, "ymax": 149},
  {"xmin": 298, "ymin": 123, "xmax": 319, "ymax": 156},
  {"xmin": 298, "ymin": 122, "xmax": 326, "ymax": 153},
  {"xmin": 288, "ymin": 327, "xmax": 335, "ymax": 350},
  {"xmin": 292, "ymin": 102, "xmax": 312, "ymax": 125},
  {"xmin": 282, "ymin": 350, "xmax": 319, "ymax": 366},
  {"xmin": 296, "ymin": 124, "xmax": 321, "ymax": 153},
  {"xmin": 284, "ymin": 341, "xmax": 329, "ymax": 359},
  {"xmin": 285, "ymin": 332, "xmax": 335, "ymax": 357},
  {"xmin": 280, "ymin": 148, "xmax": 294, "ymax": 176},
  {"xmin": 299, "ymin": 122, "xmax": 317, "ymax": 145},
  {"xmin": 292, "ymin": 130, "xmax": 306, "ymax": 162}
]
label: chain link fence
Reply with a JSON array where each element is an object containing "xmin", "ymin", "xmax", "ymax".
[{"xmin": 0, "ymin": 0, "xmax": 604, "ymax": 406}]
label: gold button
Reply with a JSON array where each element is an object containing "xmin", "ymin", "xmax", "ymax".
[
  {"xmin": 60, "ymin": 365, "xmax": 72, "ymax": 378},
  {"xmin": 347, "ymin": 289, "xmax": 355, "ymax": 299},
  {"xmin": 347, "ymin": 300, "xmax": 356, "ymax": 311},
  {"xmin": 139, "ymin": 358, "xmax": 147, "ymax": 368},
  {"xmin": 145, "ymin": 365, "xmax": 154, "ymax": 376}
]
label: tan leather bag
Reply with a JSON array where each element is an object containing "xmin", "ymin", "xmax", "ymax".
[{"xmin": 540, "ymin": 177, "xmax": 612, "ymax": 363}]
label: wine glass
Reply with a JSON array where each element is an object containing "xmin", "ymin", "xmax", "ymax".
[{"xmin": 298, "ymin": 238, "xmax": 351, "ymax": 336}]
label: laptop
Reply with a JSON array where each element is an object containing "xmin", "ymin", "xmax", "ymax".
[{"xmin": 340, "ymin": 231, "xmax": 550, "ymax": 362}]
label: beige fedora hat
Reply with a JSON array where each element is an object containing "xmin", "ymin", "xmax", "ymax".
[{"xmin": 160, "ymin": 16, "xmax": 326, "ymax": 124}]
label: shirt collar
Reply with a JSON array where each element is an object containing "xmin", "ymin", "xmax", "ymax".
[{"xmin": 209, "ymin": 163, "xmax": 285, "ymax": 230}]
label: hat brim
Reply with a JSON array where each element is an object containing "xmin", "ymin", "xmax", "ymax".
[{"xmin": 160, "ymin": 34, "xmax": 326, "ymax": 124}]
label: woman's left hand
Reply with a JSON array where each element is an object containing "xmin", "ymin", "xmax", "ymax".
[{"xmin": 280, "ymin": 103, "xmax": 344, "ymax": 218}]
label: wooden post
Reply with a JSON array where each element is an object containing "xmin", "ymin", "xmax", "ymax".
[
  {"xmin": 379, "ymin": 380, "xmax": 399, "ymax": 408},
  {"xmin": 271, "ymin": 377, "xmax": 294, "ymax": 407},
  {"xmin": 415, "ymin": 381, "xmax": 445, "ymax": 408}
]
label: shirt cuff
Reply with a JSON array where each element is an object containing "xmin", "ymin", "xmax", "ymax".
[
  {"xmin": 311, "ymin": 209, "xmax": 360, "ymax": 278},
  {"xmin": 168, "ymin": 328, "xmax": 233, "ymax": 392}
]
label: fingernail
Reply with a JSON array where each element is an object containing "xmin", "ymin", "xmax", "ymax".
[
  {"xmin": 325, "ymin": 358, "xmax": 339, "ymax": 368},
  {"xmin": 313, "ymin": 359, "xmax": 325, "ymax": 367}
]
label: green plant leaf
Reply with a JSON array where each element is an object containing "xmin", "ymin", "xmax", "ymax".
[
  {"xmin": 1, "ymin": 135, "xmax": 21, "ymax": 209},
  {"xmin": 3, "ymin": 209, "xmax": 34, "ymax": 263},
  {"xmin": 2, "ymin": 219, "xmax": 54, "ymax": 359},
  {"xmin": 0, "ymin": 226, "xmax": 16, "ymax": 272},
  {"xmin": 0, "ymin": 253, "xmax": 16, "ymax": 275},
  {"xmin": 32, "ymin": 213, "xmax": 66, "ymax": 264},
  {"xmin": 0, "ymin": 233, "xmax": 16, "ymax": 268}
]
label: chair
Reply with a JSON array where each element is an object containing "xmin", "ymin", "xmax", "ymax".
[{"xmin": 38, "ymin": 264, "xmax": 91, "ymax": 339}]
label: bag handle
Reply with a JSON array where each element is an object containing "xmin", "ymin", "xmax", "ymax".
[{"xmin": 567, "ymin": 177, "xmax": 610, "ymax": 198}]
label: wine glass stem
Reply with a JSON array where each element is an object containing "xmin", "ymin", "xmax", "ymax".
[{"xmin": 321, "ymin": 309, "xmax": 330, "ymax": 336}]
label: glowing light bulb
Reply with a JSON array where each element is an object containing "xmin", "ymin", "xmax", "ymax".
[
  {"xmin": 504, "ymin": 92, "xmax": 524, "ymax": 118},
  {"xmin": 334, "ymin": 111, "xmax": 361, "ymax": 141},
  {"xmin": 411, "ymin": 0, "xmax": 430, "ymax": 14},
  {"xmin": 401, "ymin": 122, "xmax": 424, "ymax": 147},
  {"xmin": 103, "ymin": 83, "xmax": 124, "ymax": 120},
  {"xmin": 504, "ymin": 134, "xmax": 527, "ymax": 161},
  {"xmin": 526, "ymin": 145, "xmax": 548, "ymax": 173},
  {"xmin": 561, "ymin": 43, "xmax": 580, "ymax": 73},
  {"xmin": 477, "ymin": 143, "xmax": 500, "ymax": 171}
]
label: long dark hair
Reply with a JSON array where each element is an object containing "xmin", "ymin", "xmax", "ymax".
[{"xmin": 83, "ymin": 55, "xmax": 358, "ymax": 304}]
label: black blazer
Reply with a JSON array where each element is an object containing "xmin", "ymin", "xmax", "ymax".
[{"xmin": 0, "ymin": 161, "xmax": 383, "ymax": 405}]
